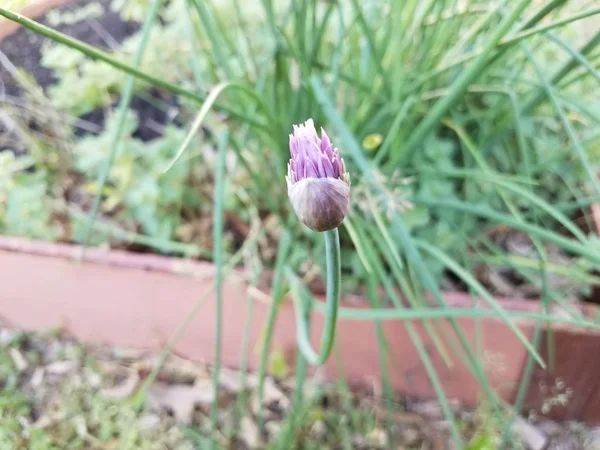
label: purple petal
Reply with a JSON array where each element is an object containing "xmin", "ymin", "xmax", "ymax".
[
  {"xmin": 339, "ymin": 157, "xmax": 346, "ymax": 176},
  {"xmin": 305, "ymin": 160, "xmax": 318, "ymax": 178},
  {"xmin": 331, "ymin": 158, "xmax": 340, "ymax": 178},
  {"xmin": 288, "ymin": 119, "xmax": 348, "ymax": 184},
  {"xmin": 320, "ymin": 128, "xmax": 333, "ymax": 159},
  {"xmin": 321, "ymin": 154, "xmax": 334, "ymax": 177},
  {"xmin": 297, "ymin": 158, "xmax": 305, "ymax": 178},
  {"xmin": 316, "ymin": 153, "xmax": 327, "ymax": 177}
]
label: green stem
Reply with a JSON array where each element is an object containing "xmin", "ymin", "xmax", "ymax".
[
  {"xmin": 79, "ymin": 0, "xmax": 162, "ymax": 250},
  {"xmin": 257, "ymin": 231, "xmax": 291, "ymax": 432},
  {"xmin": 209, "ymin": 131, "xmax": 229, "ymax": 449},
  {"xmin": 499, "ymin": 7, "xmax": 600, "ymax": 47},
  {"xmin": 311, "ymin": 303, "xmax": 599, "ymax": 329},
  {"xmin": 294, "ymin": 227, "xmax": 341, "ymax": 366}
]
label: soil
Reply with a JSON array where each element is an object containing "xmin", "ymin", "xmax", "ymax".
[
  {"xmin": 0, "ymin": 0, "xmax": 138, "ymax": 98},
  {"xmin": 0, "ymin": 0, "xmax": 179, "ymax": 143}
]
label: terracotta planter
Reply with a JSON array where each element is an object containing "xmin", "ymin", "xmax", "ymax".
[{"xmin": 1, "ymin": 236, "xmax": 600, "ymax": 425}]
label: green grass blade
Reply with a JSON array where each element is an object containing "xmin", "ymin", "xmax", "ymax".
[
  {"xmin": 164, "ymin": 82, "xmax": 231, "ymax": 172},
  {"xmin": 443, "ymin": 117, "xmax": 587, "ymax": 243},
  {"xmin": 545, "ymin": 32, "xmax": 600, "ymax": 83},
  {"xmin": 414, "ymin": 197, "xmax": 600, "ymax": 264},
  {"xmin": 77, "ymin": 0, "xmax": 162, "ymax": 250},
  {"xmin": 395, "ymin": 0, "xmax": 531, "ymax": 165},
  {"xmin": 189, "ymin": 0, "xmax": 234, "ymax": 78},
  {"xmin": 209, "ymin": 131, "xmax": 230, "ymax": 449},
  {"xmin": 500, "ymin": 7, "xmax": 600, "ymax": 46},
  {"xmin": 310, "ymin": 303, "xmax": 598, "ymax": 330},
  {"xmin": 257, "ymin": 231, "xmax": 292, "ymax": 431},
  {"xmin": 311, "ymin": 74, "xmax": 500, "ymax": 421},
  {"xmin": 523, "ymin": 42, "xmax": 600, "ymax": 197},
  {"xmin": 417, "ymin": 240, "xmax": 545, "ymax": 368},
  {"xmin": 522, "ymin": 29, "xmax": 600, "ymax": 113},
  {"xmin": 276, "ymin": 269, "xmax": 311, "ymax": 450},
  {"xmin": 355, "ymin": 213, "xmax": 454, "ymax": 367},
  {"xmin": 346, "ymin": 219, "xmax": 463, "ymax": 447}
]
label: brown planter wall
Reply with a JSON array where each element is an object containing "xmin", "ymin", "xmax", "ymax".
[{"xmin": 1, "ymin": 237, "xmax": 600, "ymax": 424}]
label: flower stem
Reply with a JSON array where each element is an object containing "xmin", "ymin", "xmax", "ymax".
[{"xmin": 295, "ymin": 227, "xmax": 341, "ymax": 365}]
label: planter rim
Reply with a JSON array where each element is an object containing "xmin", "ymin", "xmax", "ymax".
[{"xmin": 1, "ymin": 235, "xmax": 598, "ymax": 329}]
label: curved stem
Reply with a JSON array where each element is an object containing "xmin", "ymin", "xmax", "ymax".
[{"xmin": 295, "ymin": 228, "xmax": 341, "ymax": 366}]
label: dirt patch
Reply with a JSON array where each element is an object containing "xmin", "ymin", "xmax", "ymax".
[
  {"xmin": 0, "ymin": 0, "xmax": 180, "ymax": 143},
  {"xmin": 0, "ymin": 0, "xmax": 138, "ymax": 98}
]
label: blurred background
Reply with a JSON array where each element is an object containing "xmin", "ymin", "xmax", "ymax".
[{"xmin": 1, "ymin": 0, "xmax": 600, "ymax": 448}]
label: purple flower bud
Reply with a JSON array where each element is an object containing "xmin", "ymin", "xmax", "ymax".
[{"xmin": 286, "ymin": 119, "xmax": 350, "ymax": 232}]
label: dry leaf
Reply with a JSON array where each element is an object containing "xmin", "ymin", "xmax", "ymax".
[
  {"xmin": 240, "ymin": 416, "xmax": 260, "ymax": 449},
  {"xmin": 30, "ymin": 367, "xmax": 45, "ymax": 388},
  {"xmin": 251, "ymin": 378, "xmax": 289, "ymax": 413},
  {"xmin": 219, "ymin": 367, "xmax": 257, "ymax": 392},
  {"xmin": 45, "ymin": 360, "xmax": 76, "ymax": 375},
  {"xmin": 10, "ymin": 348, "xmax": 28, "ymax": 371},
  {"xmin": 148, "ymin": 380, "xmax": 214, "ymax": 424},
  {"xmin": 100, "ymin": 370, "xmax": 140, "ymax": 399}
]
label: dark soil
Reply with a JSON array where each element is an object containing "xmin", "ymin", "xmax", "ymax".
[
  {"xmin": 0, "ymin": 0, "xmax": 179, "ymax": 143},
  {"xmin": 0, "ymin": 0, "xmax": 139, "ymax": 98}
]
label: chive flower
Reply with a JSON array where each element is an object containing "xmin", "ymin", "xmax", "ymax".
[{"xmin": 286, "ymin": 119, "xmax": 350, "ymax": 232}]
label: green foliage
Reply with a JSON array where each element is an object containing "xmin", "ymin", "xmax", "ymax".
[
  {"xmin": 73, "ymin": 110, "xmax": 210, "ymax": 243},
  {"xmin": 3, "ymin": 175, "xmax": 58, "ymax": 241},
  {"xmin": 46, "ymin": 3, "xmax": 103, "ymax": 27},
  {"xmin": 268, "ymin": 348, "xmax": 290, "ymax": 379},
  {"xmin": 0, "ymin": 332, "xmax": 193, "ymax": 450},
  {"xmin": 110, "ymin": 0, "xmax": 152, "ymax": 22},
  {"xmin": 42, "ymin": 43, "xmax": 124, "ymax": 116},
  {"xmin": 465, "ymin": 433, "xmax": 499, "ymax": 450},
  {"xmin": 0, "ymin": 153, "xmax": 58, "ymax": 240}
]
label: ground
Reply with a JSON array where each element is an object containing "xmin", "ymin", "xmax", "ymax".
[{"xmin": 1, "ymin": 326, "xmax": 599, "ymax": 449}]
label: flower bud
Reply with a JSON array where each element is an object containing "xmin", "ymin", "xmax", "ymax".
[{"xmin": 286, "ymin": 119, "xmax": 350, "ymax": 232}]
